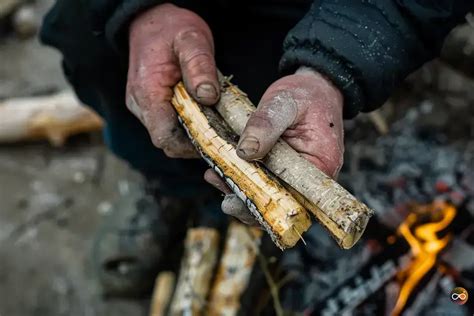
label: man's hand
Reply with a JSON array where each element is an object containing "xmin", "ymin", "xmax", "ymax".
[
  {"xmin": 126, "ymin": 4, "xmax": 219, "ymax": 158},
  {"xmin": 205, "ymin": 67, "xmax": 345, "ymax": 225}
]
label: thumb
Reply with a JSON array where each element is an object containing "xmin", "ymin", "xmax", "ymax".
[{"xmin": 237, "ymin": 90, "xmax": 298, "ymax": 160}]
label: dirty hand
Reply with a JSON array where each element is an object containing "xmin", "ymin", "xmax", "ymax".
[
  {"xmin": 205, "ymin": 67, "xmax": 344, "ymax": 225},
  {"xmin": 126, "ymin": 4, "xmax": 219, "ymax": 158}
]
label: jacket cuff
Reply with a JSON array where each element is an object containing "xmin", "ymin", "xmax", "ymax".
[
  {"xmin": 280, "ymin": 42, "xmax": 364, "ymax": 119},
  {"xmin": 279, "ymin": 0, "xmax": 436, "ymax": 118}
]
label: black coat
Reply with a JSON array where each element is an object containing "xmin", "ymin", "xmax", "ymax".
[{"xmin": 41, "ymin": 0, "xmax": 473, "ymax": 119}]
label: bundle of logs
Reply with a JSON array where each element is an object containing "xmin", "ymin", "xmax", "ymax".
[{"xmin": 149, "ymin": 221, "xmax": 273, "ymax": 316}]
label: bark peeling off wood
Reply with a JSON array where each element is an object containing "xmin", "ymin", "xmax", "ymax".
[
  {"xmin": 207, "ymin": 222, "xmax": 262, "ymax": 316},
  {"xmin": 215, "ymin": 76, "xmax": 374, "ymax": 249},
  {"xmin": 169, "ymin": 228, "xmax": 220, "ymax": 316},
  {"xmin": 172, "ymin": 83, "xmax": 311, "ymax": 249}
]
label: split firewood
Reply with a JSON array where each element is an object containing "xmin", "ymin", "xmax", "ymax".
[
  {"xmin": 150, "ymin": 271, "xmax": 176, "ymax": 316},
  {"xmin": 206, "ymin": 222, "xmax": 262, "ymax": 316},
  {"xmin": 213, "ymin": 75, "xmax": 374, "ymax": 249},
  {"xmin": 172, "ymin": 84, "xmax": 311, "ymax": 249},
  {"xmin": 169, "ymin": 228, "xmax": 220, "ymax": 316},
  {"xmin": 0, "ymin": 91, "xmax": 103, "ymax": 146}
]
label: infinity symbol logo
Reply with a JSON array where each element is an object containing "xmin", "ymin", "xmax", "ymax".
[
  {"xmin": 450, "ymin": 287, "xmax": 468, "ymax": 305},
  {"xmin": 451, "ymin": 293, "xmax": 467, "ymax": 301}
]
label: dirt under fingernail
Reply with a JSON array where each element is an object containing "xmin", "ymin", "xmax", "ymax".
[
  {"xmin": 238, "ymin": 136, "xmax": 260, "ymax": 157},
  {"xmin": 196, "ymin": 83, "xmax": 217, "ymax": 101}
]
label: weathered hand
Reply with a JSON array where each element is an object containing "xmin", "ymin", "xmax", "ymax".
[
  {"xmin": 127, "ymin": 4, "xmax": 219, "ymax": 158},
  {"xmin": 205, "ymin": 67, "xmax": 344, "ymax": 225}
]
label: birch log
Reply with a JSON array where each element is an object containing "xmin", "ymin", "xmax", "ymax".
[
  {"xmin": 150, "ymin": 272, "xmax": 176, "ymax": 316},
  {"xmin": 0, "ymin": 91, "xmax": 103, "ymax": 146},
  {"xmin": 207, "ymin": 222, "xmax": 262, "ymax": 316},
  {"xmin": 214, "ymin": 76, "xmax": 374, "ymax": 249},
  {"xmin": 172, "ymin": 83, "xmax": 311, "ymax": 249},
  {"xmin": 169, "ymin": 228, "xmax": 220, "ymax": 316}
]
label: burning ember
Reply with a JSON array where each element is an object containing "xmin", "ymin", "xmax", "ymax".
[
  {"xmin": 301, "ymin": 198, "xmax": 472, "ymax": 316},
  {"xmin": 392, "ymin": 201, "xmax": 456, "ymax": 315},
  {"xmin": 282, "ymin": 98, "xmax": 474, "ymax": 316}
]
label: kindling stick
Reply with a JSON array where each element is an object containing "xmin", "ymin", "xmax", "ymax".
[{"xmin": 172, "ymin": 75, "xmax": 373, "ymax": 249}]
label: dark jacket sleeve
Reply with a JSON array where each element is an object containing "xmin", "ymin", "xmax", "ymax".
[
  {"xmin": 39, "ymin": 0, "xmax": 166, "ymax": 107},
  {"xmin": 39, "ymin": 0, "xmax": 197, "ymax": 177},
  {"xmin": 86, "ymin": 0, "xmax": 165, "ymax": 52},
  {"xmin": 279, "ymin": 0, "xmax": 474, "ymax": 118}
]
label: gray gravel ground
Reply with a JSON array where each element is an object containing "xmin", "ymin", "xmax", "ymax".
[{"xmin": 0, "ymin": 1, "xmax": 146, "ymax": 315}]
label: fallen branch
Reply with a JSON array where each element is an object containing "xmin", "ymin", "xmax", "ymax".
[
  {"xmin": 169, "ymin": 228, "xmax": 220, "ymax": 316},
  {"xmin": 172, "ymin": 84, "xmax": 311, "ymax": 249},
  {"xmin": 0, "ymin": 91, "xmax": 103, "ymax": 146},
  {"xmin": 214, "ymin": 76, "xmax": 374, "ymax": 249},
  {"xmin": 206, "ymin": 222, "xmax": 262, "ymax": 316},
  {"xmin": 150, "ymin": 271, "xmax": 176, "ymax": 316}
]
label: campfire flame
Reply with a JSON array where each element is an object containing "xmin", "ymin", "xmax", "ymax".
[{"xmin": 392, "ymin": 201, "xmax": 456, "ymax": 316}]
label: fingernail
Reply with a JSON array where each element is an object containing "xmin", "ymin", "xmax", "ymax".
[
  {"xmin": 196, "ymin": 83, "xmax": 217, "ymax": 101},
  {"xmin": 238, "ymin": 136, "xmax": 260, "ymax": 157}
]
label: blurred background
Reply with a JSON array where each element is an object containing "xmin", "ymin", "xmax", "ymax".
[
  {"xmin": 0, "ymin": 1, "xmax": 473, "ymax": 315},
  {"xmin": 0, "ymin": 0, "xmax": 147, "ymax": 314}
]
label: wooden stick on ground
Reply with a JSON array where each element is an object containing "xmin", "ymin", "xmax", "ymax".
[
  {"xmin": 206, "ymin": 222, "xmax": 262, "ymax": 316},
  {"xmin": 0, "ymin": 91, "xmax": 103, "ymax": 146},
  {"xmin": 215, "ymin": 75, "xmax": 374, "ymax": 249},
  {"xmin": 172, "ymin": 83, "xmax": 311, "ymax": 249},
  {"xmin": 150, "ymin": 272, "xmax": 176, "ymax": 316},
  {"xmin": 169, "ymin": 228, "xmax": 220, "ymax": 316}
]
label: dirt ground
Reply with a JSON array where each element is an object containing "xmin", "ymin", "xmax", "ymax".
[{"xmin": 0, "ymin": 1, "xmax": 147, "ymax": 315}]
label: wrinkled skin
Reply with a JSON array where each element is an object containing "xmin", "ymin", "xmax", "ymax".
[
  {"xmin": 127, "ymin": 3, "xmax": 219, "ymax": 158},
  {"xmin": 127, "ymin": 4, "xmax": 344, "ymax": 225},
  {"xmin": 205, "ymin": 68, "xmax": 344, "ymax": 225}
]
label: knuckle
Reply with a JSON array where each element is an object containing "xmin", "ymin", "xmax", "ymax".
[
  {"xmin": 131, "ymin": 61, "xmax": 180, "ymax": 91},
  {"xmin": 151, "ymin": 135, "xmax": 168, "ymax": 149},
  {"xmin": 176, "ymin": 28, "xmax": 204, "ymax": 43},
  {"xmin": 149, "ymin": 126, "xmax": 174, "ymax": 149},
  {"xmin": 146, "ymin": 87, "xmax": 173, "ymax": 102},
  {"xmin": 248, "ymin": 110, "xmax": 273, "ymax": 130},
  {"xmin": 142, "ymin": 64, "xmax": 181, "ymax": 86},
  {"xmin": 135, "ymin": 86, "xmax": 173, "ymax": 109},
  {"xmin": 182, "ymin": 50, "xmax": 214, "ymax": 68}
]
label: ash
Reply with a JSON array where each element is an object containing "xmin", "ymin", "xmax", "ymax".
[{"xmin": 279, "ymin": 62, "xmax": 474, "ymax": 315}]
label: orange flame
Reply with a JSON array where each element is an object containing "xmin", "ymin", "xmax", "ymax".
[{"xmin": 392, "ymin": 201, "xmax": 456, "ymax": 316}]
